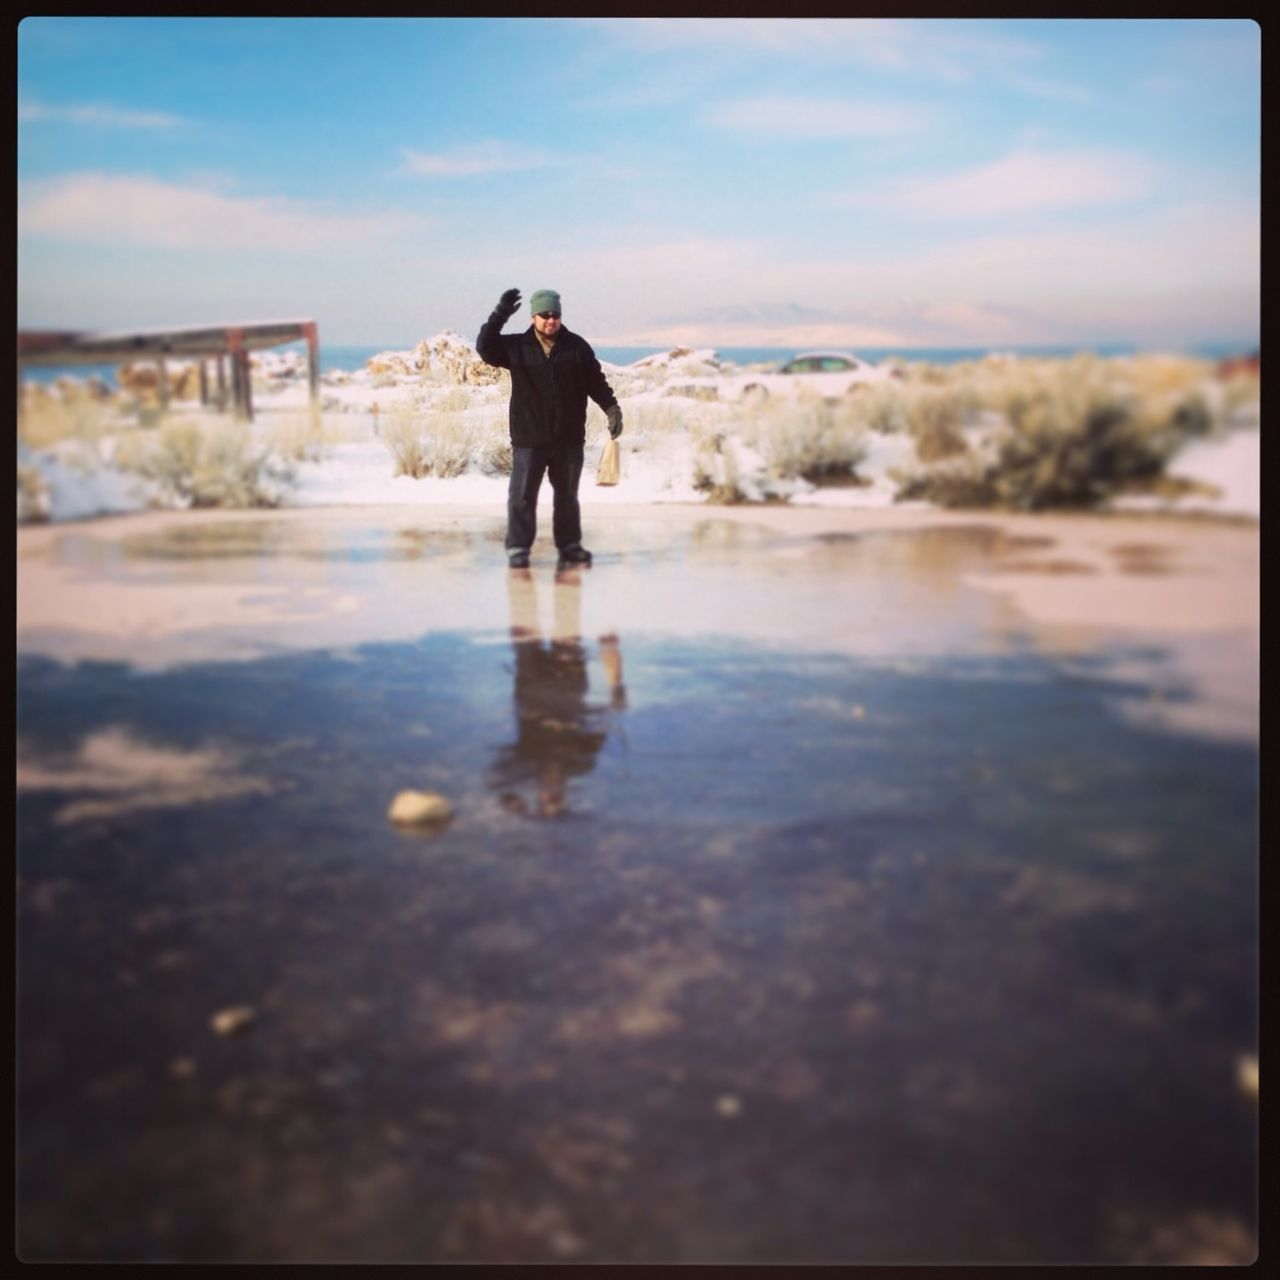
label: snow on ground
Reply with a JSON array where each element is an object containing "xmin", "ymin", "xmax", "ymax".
[
  {"xmin": 17, "ymin": 335, "xmax": 1261, "ymax": 524},
  {"xmin": 1112, "ymin": 430, "xmax": 1260, "ymax": 520},
  {"xmin": 17, "ymin": 440, "xmax": 156, "ymax": 522}
]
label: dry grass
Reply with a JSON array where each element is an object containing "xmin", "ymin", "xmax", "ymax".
[
  {"xmin": 622, "ymin": 398, "xmax": 706, "ymax": 447},
  {"xmin": 19, "ymin": 388, "xmax": 121, "ymax": 451},
  {"xmin": 264, "ymin": 408, "xmax": 343, "ymax": 462},
  {"xmin": 433, "ymin": 387, "xmax": 474, "ymax": 414}
]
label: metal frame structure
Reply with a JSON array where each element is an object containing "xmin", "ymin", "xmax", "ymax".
[{"xmin": 17, "ymin": 319, "xmax": 320, "ymax": 422}]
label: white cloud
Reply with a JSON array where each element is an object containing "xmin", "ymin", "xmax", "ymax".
[
  {"xmin": 589, "ymin": 18, "xmax": 1054, "ymax": 89},
  {"xmin": 708, "ymin": 95, "xmax": 934, "ymax": 139},
  {"xmin": 18, "ymin": 173, "xmax": 427, "ymax": 252},
  {"xmin": 835, "ymin": 148, "xmax": 1163, "ymax": 219},
  {"xmin": 591, "ymin": 198, "xmax": 1258, "ymax": 345},
  {"xmin": 19, "ymin": 97, "xmax": 185, "ymax": 129},
  {"xmin": 399, "ymin": 140, "xmax": 558, "ymax": 176}
]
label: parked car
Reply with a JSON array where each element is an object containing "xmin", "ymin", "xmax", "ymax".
[{"xmin": 664, "ymin": 350, "xmax": 903, "ymax": 404}]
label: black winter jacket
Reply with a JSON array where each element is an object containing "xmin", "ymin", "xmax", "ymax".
[{"xmin": 476, "ymin": 313, "xmax": 617, "ymax": 449}]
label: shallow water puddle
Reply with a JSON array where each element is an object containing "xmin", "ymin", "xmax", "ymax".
[{"xmin": 16, "ymin": 513, "xmax": 1257, "ymax": 1262}]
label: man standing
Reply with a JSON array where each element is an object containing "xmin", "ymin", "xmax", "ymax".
[{"xmin": 477, "ymin": 287, "xmax": 624, "ymax": 570}]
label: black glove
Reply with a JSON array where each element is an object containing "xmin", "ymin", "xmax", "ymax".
[
  {"xmin": 493, "ymin": 288, "xmax": 521, "ymax": 323},
  {"xmin": 606, "ymin": 403, "xmax": 624, "ymax": 439}
]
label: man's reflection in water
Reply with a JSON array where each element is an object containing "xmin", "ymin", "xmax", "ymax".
[{"xmin": 492, "ymin": 568, "xmax": 626, "ymax": 818}]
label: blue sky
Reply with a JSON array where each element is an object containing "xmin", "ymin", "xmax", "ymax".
[{"xmin": 18, "ymin": 17, "xmax": 1260, "ymax": 349}]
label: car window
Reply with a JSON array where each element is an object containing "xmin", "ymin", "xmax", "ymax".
[
  {"xmin": 783, "ymin": 358, "xmax": 819, "ymax": 374},
  {"xmin": 820, "ymin": 357, "xmax": 854, "ymax": 371}
]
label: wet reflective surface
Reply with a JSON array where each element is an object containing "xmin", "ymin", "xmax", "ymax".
[{"xmin": 16, "ymin": 511, "xmax": 1258, "ymax": 1262}]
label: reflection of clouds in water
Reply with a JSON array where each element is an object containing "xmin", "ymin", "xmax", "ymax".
[
  {"xmin": 1113, "ymin": 694, "xmax": 1258, "ymax": 745},
  {"xmin": 15, "ymin": 726, "xmax": 274, "ymax": 824},
  {"xmin": 1091, "ymin": 634, "xmax": 1258, "ymax": 745}
]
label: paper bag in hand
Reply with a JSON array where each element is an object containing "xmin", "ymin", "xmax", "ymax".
[{"xmin": 596, "ymin": 437, "xmax": 621, "ymax": 486}]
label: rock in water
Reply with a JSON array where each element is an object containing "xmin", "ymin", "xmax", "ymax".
[
  {"xmin": 389, "ymin": 789, "xmax": 454, "ymax": 826},
  {"xmin": 210, "ymin": 1006, "xmax": 255, "ymax": 1036}
]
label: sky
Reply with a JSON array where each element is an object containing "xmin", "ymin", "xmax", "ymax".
[{"xmin": 17, "ymin": 17, "xmax": 1260, "ymax": 350}]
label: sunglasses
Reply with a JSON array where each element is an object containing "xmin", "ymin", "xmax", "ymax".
[{"xmin": 535, "ymin": 311, "xmax": 561, "ymax": 320}]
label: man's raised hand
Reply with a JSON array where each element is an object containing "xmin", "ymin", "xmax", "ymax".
[{"xmin": 495, "ymin": 288, "xmax": 522, "ymax": 321}]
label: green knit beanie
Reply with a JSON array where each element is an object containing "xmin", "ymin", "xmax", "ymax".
[{"xmin": 529, "ymin": 289, "xmax": 561, "ymax": 316}]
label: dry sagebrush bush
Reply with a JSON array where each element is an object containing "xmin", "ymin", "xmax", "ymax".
[
  {"xmin": 1116, "ymin": 353, "xmax": 1214, "ymax": 400},
  {"xmin": 893, "ymin": 455, "xmax": 998, "ymax": 508},
  {"xmin": 739, "ymin": 391, "xmax": 868, "ymax": 483},
  {"xmin": 113, "ymin": 419, "xmax": 292, "ymax": 508},
  {"xmin": 850, "ymin": 382, "xmax": 911, "ymax": 434},
  {"xmin": 895, "ymin": 361, "xmax": 1180, "ymax": 510},
  {"xmin": 762, "ymin": 416, "xmax": 867, "ymax": 482},
  {"xmin": 380, "ymin": 403, "xmax": 475, "ymax": 479},
  {"xmin": 902, "ymin": 386, "xmax": 972, "ymax": 462}
]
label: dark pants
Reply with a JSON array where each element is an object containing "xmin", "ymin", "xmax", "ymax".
[{"xmin": 506, "ymin": 445, "xmax": 585, "ymax": 552}]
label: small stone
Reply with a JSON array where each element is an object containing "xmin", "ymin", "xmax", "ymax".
[
  {"xmin": 169, "ymin": 1057, "xmax": 196, "ymax": 1079},
  {"xmin": 210, "ymin": 1006, "xmax": 255, "ymax": 1036},
  {"xmin": 389, "ymin": 789, "xmax": 454, "ymax": 825},
  {"xmin": 1238, "ymin": 1055, "xmax": 1258, "ymax": 1099},
  {"xmin": 715, "ymin": 1094, "xmax": 742, "ymax": 1117}
]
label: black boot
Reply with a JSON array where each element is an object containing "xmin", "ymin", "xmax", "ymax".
[{"xmin": 557, "ymin": 543, "xmax": 592, "ymax": 569}]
